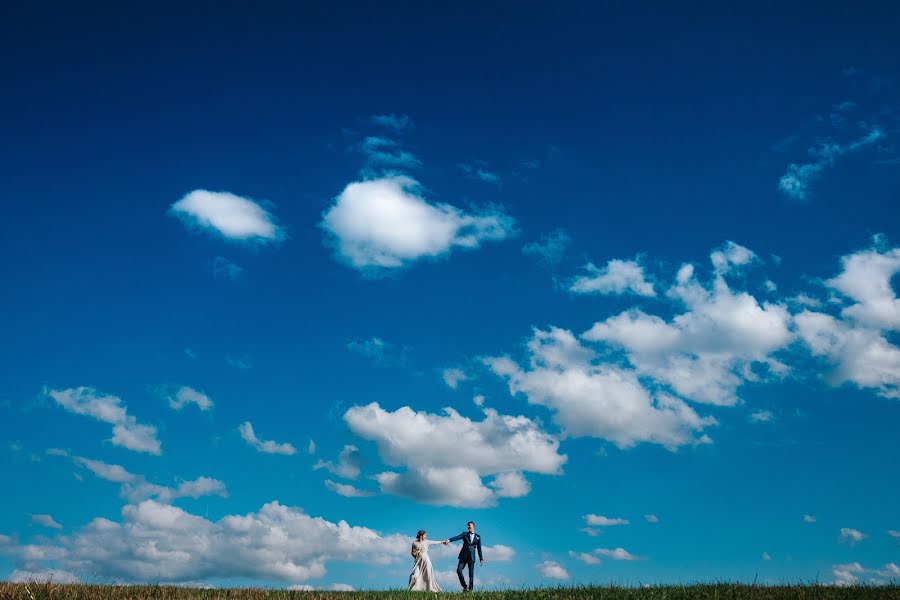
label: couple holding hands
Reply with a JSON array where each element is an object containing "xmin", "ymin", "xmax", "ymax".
[{"xmin": 409, "ymin": 521, "xmax": 484, "ymax": 592}]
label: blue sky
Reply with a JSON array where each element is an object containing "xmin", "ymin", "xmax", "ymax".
[{"xmin": 1, "ymin": 1, "xmax": 899, "ymax": 590}]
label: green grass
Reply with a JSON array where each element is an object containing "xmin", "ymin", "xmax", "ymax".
[{"xmin": 1, "ymin": 583, "xmax": 898, "ymax": 600}]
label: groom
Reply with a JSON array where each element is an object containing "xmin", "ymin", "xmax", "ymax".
[{"xmin": 445, "ymin": 521, "xmax": 483, "ymax": 592}]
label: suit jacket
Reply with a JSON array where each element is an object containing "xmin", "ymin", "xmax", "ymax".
[{"xmin": 448, "ymin": 531, "xmax": 483, "ymax": 563}]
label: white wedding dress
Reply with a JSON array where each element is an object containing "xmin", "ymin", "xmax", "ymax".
[{"xmin": 408, "ymin": 540, "xmax": 442, "ymax": 591}]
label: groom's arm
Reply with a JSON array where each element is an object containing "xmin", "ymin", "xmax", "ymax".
[
  {"xmin": 477, "ymin": 538, "xmax": 483, "ymax": 563},
  {"xmin": 447, "ymin": 533, "xmax": 465, "ymax": 543}
]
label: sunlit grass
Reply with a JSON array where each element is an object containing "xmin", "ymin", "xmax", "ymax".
[{"xmin": 1, "ymin": 583, "xmax": 898, "ymax": 600}]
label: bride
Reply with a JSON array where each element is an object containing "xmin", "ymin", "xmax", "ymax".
[{"xmin": 408, "ymin": 529, "xmax": 443, "ymax": 592}]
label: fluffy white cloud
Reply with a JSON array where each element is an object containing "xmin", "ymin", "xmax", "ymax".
[
  {"xmin": 314, "ymin": 445, "xmax": 364, "ymax": 479},
  {"xmin": 321, "ymin": 176, "xmax": 515, "ymax": 270},
  {"xmin": 710, "ymin": 241, "xmax": 757, "ymax": 274},
  {"xmin": 167, "ymin": 386, "xmax": 213, "ymax": 411},
  {"xmin": 568, "ymin": 550, "xmax": 602, "ymax": 565},
  {"xmin": 749, "ymin": 410, "xmax": 774, "ymax": 423},
  {"xmin": 839, "ymin": 527, "xmax": 868, "ymax": 544},
  {"xmin": 582, "ymin": 250, "xmax": 792, "ymax": 406},
  {"xmin": 570, "ymin": 259, "xmax": 655, "ymax": 297},
  {"xmin": 826, "ymin": 245, "xmax": 900, "ymax": 330},
  {"xmin": 169, "ymin": 190, "xmax": 283, "ymax": 242},
  {"xmin": 30, "ymin": 515, "xmax": 62, "ymax": 530},
  {"xmin": 48, "ymin": 387, "xmax": 161, "ymax": 455},
  {"xmin": 323, "ymin": 480, "xmax": 374, "ymax": 498},
  {"xmin": 888, "ymin": 530, "xmax": 900, "ymax": 539},
  {"xmin": 343, "ymin": 402, "xmax": 565, "ymax": 507},
  {"xmin": 584, "ymin": 515, "xmax": 629, "ymax": 527},
  {"xmin": 803, "ymin": 515, "xmax": 817, "ymax": 523},
  {"xmin": 595, "ymin": 547, "xmax": 640, "ymax": 561},
  {"xmin": 644, "ymin": 514, "xmax": 659, "ymax": 523},
  {"xmin": 537, "ymin": 560, "xmax": 570, "ymax": 580},
  {"xmin": 442, "ymin": 368, "xmax": 469, "ymax": 389},
  {"xmin": 239, "ymin": 422, "xmax": 297, "ymax": 455},
  {"xmin": 487, "ymin": 328, "xmax": 716, "ymax": 449},
  {"xmin": 4, "ymin": 500, "xmax": 411, "ymax": 584}
]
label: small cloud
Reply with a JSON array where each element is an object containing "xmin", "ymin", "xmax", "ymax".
[
  {"xmin": 522, "ymin": 229, "xmax": 572, "ymax": 266},
  {"xmin": 226, "ymin": 355, "xmax": 252, "ymax": 370},
  {"xmin": 442, "ymin": 368, "xmax": 469, "ymax": 389},
  {"xmin": 570, "ymin": 259, "xmax": 655, "ymax": 297},
  {"xmin": 537, "ymin": 560, "xmax": 570, "ymax": 580},
  {"xmin": 459, "ymin": 161, "xmax": 501, "ymax": 185},
  {"xmin": 321, "ymin": 176, "xmax": 515, "ymax": 272},
  {"xmin": 369, "ymin": 113, "xmax": 413, "ymax": 131},
  {"xmin": 184, "ymin": 348, "xmax": 197, "ymax": 360},
  {"xmin": 803, "ymin": 515, "xmax": 817, "ymax": 523},
  {"xmin": 211, "ymin": 256, "xmax": 244, "ymax": 280},
  {"xmin": 169, "ymin": 190, "xmax": 284, "ymax": 243},
  {"xmin": 314, "ymin": 445, "xmax": 364, "ymax": 479},
  {"xmin": 579, "ymin": 527, "xmax": 602, "ymax": 537},
  {"xmin": 644, "ymin": 514, "xmax": 659, "ymax": 523},
  {"xmin": 749, "ymin": 410, "xmax": 774, "ymax": 423},
  {"xmin": 568, "ymin": 550, "xmax": 602, "ymax": 565},
  {"xmin": 324, "ymin": 480, "xmax": 375, "ymax": 498},
  {"xmin": 238, "ymin": 422, "xmax": 296, "ymax": 455},
  {"xmin": 167, "ymin": 386, "xmax": 213, "ymax": 411},
  {"xmin": 473, "ymin": 394, "xmax": 485, "ymax": 407},
  {"xmin": 594, "ymin": 547, "xmax": 640, "ymax": 561},
  {"xmin": 308, "ymin": 439, "xmax": 316, "ymax": 455},
  {"xmin": 762, "ymin": 552, "xmax": 772, "ymax": 561},
  {"xmin": 347, "ymin": 337, "xmax": 410, "ymax": 367},
  {"xmin": 584, "ymin": 514, "xmax": 629, "ymax": 526},
  {"xmin": 839, "ymin": 527, "xmax": 868, "ymax": 544},
  {"xmin": 887, "ymin": 529, "xmax": 900, "ymax": 539},
  {"xmin": 329, "ymin": 583, "xmax": 354, "ymax": 592},
  {"xmin": 30, "ymin": 514, "xmax": 62, "ymax": 530}
]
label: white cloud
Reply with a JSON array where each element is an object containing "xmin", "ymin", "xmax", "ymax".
[
  {"xmin": 442, "ymin": 368, "xmax": 469, "ymax": 389},
  {"xmin": 582, "ymin": 248, "xmax": 792, "ymax": 406},
  {"xmin": 803, "ymin": 515, "xmax": 817, "ymax": 523},
  {"xmin": 167, "ymin": 386, "xmax": 213, "ymax": 411},
  {"xmin": 30, "ymin": 515, "xmax": 62, "ymax": 530},
  {"xmin": 584, "ymin": 515, "xmax": 629, "ymax": 527},
  {"xmin": 710, "ymin": 241, "xmax": 757, "ymax": 274},
  {"xmin": 308, "ymin": 440, "xmax": 316, "ymax": 455},
  {"xmin": 459, "ymin": 162, "xmax": 501, "ymax": 185},
  {"xmin": 749, "ymin": 410, "xmax": 774, "ymax": 423},
  {"xmin": 594, "ymin": 547, "xmax": 640, "ymax": 561},
  {"xmin": 779, "ymin": 127, "xmax": 885, "ymax": 200},
  {"xmin": 568, "ymin": 551, "xmax": 602, "ymax": 565},
  {"xmin": 68, "ymin": 455, "xmax": 227, "ymax": 504},
  {"xmin": 839, "ymin": 527, "xmax": 868, "ymax": 544},
  {"xmin": 762, "ymin": 552, "xmax": 772, "ymax": 561},
  {"xmin": 832, "ymin": 561, "xmax": 899, "ymax": 586},
  {"xmin": 4, "ymin": 499, "xmax": 411, "ymax": 584},
  {"xmin": 644, "ymin": 514, "xmax": 659, "ymax": 523},
  {"xmin": 489, "ymin": 472, "xmax": 531, "ymax": 498},
  {"xmin": 888, "ymin": 529, "xmax": 900, "ymax": 539},
  {"xmin": 473, "ymin": 395, "xmax": 485, "ymax": 407},
  {"xmin": 344, "ymin": 402, "xmax": 565, "ymax": 507},
  {"xmin": 487, "ymin": 328, "xmax": 716, "ymax": 449},
  {"xmin": 359, "ymin": 137, "xmax": 421, "ymax": 171},
  {"xmin": 826, "ymin": 245, "xmax": 900, "ymax": 331},
  {"xmin": 48, "ymin": 387, "xmax": 161, "ymax": 455},
  {"xmin": 314, "ymin": 445, "xmax": 364, "ymax": 479},
  {"xmin": 537, "ymin": 560, "xmax": 570, "ymax": 580},
  {"xmin": 169, "ymin": 190, "xmax": 283, "ymax": 242},
  {"xmin": 522, "ymin": 229, "xmax": 572, "ymax": 266},
  {"xmin": 570, "ymin": 259, "xmax": 655, "ymax": 297},
  {"xmin": 239, "ymin": 422, "xmax": 297, "ymax": 455},
  {"xmin": 321, "ymin": 176, "xmax": 515, "ymax": 270},
  {"xmin": 579, "ymin": 527, "xmax": 602, "ymax": 537},
  {"xmin": 324, "ymin": 480, "xmax": 374, "ymax": 498},
  {"xmin": 329, "ymin": 583, "xmax": 354, "ymax": 591}
]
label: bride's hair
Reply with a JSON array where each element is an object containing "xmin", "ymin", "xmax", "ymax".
[{"xmin": 416, "ymin": 530, "xmax": 426, "ymax": 540}]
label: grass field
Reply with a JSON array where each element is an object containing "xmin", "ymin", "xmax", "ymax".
[{"xmin": 1, "ymin": 583, "xmax": 898, "ymax": 600}]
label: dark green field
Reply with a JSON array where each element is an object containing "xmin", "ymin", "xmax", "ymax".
[{"xmin": 1, "ymin": 583, "xmax": 898, "ymax": 600}]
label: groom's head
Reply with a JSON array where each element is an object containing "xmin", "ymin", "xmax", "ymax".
[{"xmin": 467, "ymin": 521, "xmax": 475, "ymax": 533}]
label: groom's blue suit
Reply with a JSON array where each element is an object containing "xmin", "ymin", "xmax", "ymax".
[{"xmin": 448, "ymin": 531, "xmax": 483, "ymax": 591}]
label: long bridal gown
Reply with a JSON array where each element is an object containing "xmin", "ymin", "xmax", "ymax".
[{"xmin": 408, "ymin": 540, "xmax": 442, "ymax": 591}]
